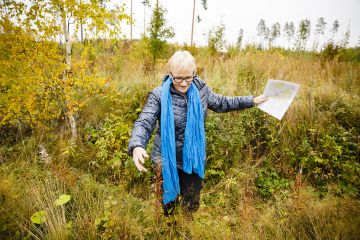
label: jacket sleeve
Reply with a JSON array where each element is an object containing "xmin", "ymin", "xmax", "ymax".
[
  {"xmin": 206, "ymin": 85, "xmax": 255, "ymax": 113},
  {"xmin": 128, "ymin": 89, "xmax": 161, "ymax": 156}
]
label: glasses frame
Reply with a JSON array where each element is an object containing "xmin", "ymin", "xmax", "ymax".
[{"xmin": 170, "ymin": 71, "xmax": 195, "ymax": 84}]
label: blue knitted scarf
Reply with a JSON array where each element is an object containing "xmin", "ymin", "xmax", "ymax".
[{"xmin": 161, "ymin": 76, "xmax": 206, "ymax": 204}]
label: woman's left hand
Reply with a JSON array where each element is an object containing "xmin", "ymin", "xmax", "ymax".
[{"xmin": 253, "ymin": 95, "xmax": 269, "ymax": 105}]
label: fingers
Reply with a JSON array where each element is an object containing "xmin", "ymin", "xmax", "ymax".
[
  {"xmin": 135, "ymin": 160, "xmax": 148, "ymax": 172},
  {"xmin": 139, "ymin": 150, "xmax": 149, "ymax": 164},
  {"xmin": 132, "ymin": 147, "xmax": 148, "ymax": 172},
  {"xmin": 134, "ymin": 156, "xmax": 148, "ymax": 172},
  {"xmin": 254, "ymin": 95, "xmax": 269, "ymax": 105},
  {"xmin": 261, "ymin": 95, "xmax": 269, "ymax": 102},
  {"xmin": 258, "ymin": 95, "xmax": 268, "ymax": 100},
  {"xmin": 139, "ymin": 155, "xmax": 145, "ymax": 164}
]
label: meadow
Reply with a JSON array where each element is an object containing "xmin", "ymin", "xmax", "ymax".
[{"xmin": 0, "ymin": 38, "xmax": 359, "ymax": 239}]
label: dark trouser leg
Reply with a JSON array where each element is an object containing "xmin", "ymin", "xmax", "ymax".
[
  {"xmin": 178, "ymin": 169, "xmax": 203, "ymax": 213},
  {"xmin": 162, "ymin": 199, "xmax": 179, "ymax": 217},
  {"xmin": 161, "ymin": 169, "xmax": 203, "ymax": 216}
]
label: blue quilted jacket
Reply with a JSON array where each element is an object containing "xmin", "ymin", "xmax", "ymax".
[{"xmin": 128, "ymin": 75, "xmax": 255, "ymax": 169}]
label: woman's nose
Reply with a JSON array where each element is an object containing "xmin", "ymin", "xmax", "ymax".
[{"xmin": 180, "ymin": 80, "xmax": 188, "ymax": 86}]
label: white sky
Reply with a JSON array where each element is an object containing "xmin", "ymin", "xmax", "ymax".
[{"xmin": 122, "ymin": 0, "xmax": 360, "ymax": 48}]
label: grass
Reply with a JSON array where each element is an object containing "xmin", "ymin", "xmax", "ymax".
[
  {"xmin": 1, "ymin": 45, "xmax": 359, "ymax": 239},
  {"xmin": 1, "ymin": 156, "xmax": 359, "ymax": 239}
]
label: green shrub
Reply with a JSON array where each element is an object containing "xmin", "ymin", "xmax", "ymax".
[{"xmin": 255, "ymin": 168, "xmax": 291, "ymax": 198}]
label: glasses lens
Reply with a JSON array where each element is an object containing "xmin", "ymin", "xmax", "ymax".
[
  {"xmin": 173, "ymin": 78, "xmax": 182, "ymax": 83},
  {"xmin": 186, "ymin": 77, "xmax": 194, "ymax": 82},
  {"xmin": 170, "ymin": 73, "xmax": 194, "ymax": 83}
]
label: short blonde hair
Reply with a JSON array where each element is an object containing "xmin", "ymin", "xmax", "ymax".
[{"xmin": 167, "ymin": 50, "xmax": 197, "ymax": 74}]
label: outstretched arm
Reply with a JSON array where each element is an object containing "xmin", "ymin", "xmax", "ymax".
[{"xmin": 206, "ymin": 85, "xmax": 255, "ymax": 112}]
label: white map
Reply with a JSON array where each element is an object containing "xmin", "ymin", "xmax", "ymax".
[{"xmin": 257, "ymin": 79, "xmax": 300, "ymax": 120}]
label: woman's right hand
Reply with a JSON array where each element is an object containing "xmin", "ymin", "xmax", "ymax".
[
  {"xmin": 132, "ymin": 147, "xmax": 149, "ymax": 172},
  {"xmin": 253, "ymin": 94, "xmax": 269, "ymax": 105}
]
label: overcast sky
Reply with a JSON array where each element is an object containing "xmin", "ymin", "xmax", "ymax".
[{"xmin": 122, "ymin": 0, "xmax": 360, "ymax": 48}]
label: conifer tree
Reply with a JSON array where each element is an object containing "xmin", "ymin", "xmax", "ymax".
[{"xmin": 148, "ymin": 0, "xmax": 174, "ymax": 66}]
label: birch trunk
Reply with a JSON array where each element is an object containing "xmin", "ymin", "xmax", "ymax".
[
  {"xmin": 61, "ymin": 7, "xmax": 77, "ymax": 142},
  {"xmin": 130, "ymin": 0, "xmax": 133, "ymax": 40},
  {"xmin": 191, "ymin": 0, "xmax": 196, "ymax": 46}
]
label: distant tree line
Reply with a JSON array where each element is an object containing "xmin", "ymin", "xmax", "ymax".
[{"xmin": 252, "ymin": 18, "xmax": 350, "ymax": 51}]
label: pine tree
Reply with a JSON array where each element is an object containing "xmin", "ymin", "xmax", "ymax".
[{"xmin": 148, "ymin": 1, "xmax": 174, "ymax": 66}]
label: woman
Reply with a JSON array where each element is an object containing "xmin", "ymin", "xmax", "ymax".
[{"xmin": 128, "ymin": 50, "xmax": 268, "ymax": 216}]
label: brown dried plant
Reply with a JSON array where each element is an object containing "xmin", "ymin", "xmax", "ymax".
[
  {"xmin": 291, "ymin": 166, "xmax": 307, "ymax": 210},
  {"xmin": 154, "ymin": 162, "xmax": 163, "ymax": 223}
]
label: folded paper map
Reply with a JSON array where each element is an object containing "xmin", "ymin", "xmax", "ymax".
[{"xmin": 257, "ymin": 79, "xmax": 300, "ymax": 120}]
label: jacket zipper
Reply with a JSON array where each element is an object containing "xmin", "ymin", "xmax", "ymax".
[
  {"xmin": 170, "ymin": 85, "xmax": 188, "ymax": 105},
  {"xmin": 179, "ymin": 92, "xmax": 188, "ymax": 105}
]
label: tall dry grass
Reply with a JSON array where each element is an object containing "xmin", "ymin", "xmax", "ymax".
[{"xmin": 1, "ymin": 47, "xmax": 359, "ymax": 239}]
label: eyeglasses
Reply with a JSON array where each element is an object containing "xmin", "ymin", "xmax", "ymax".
[{"xmin": 170, "ymin": 72, "xmax": 195, "ymax": 83}]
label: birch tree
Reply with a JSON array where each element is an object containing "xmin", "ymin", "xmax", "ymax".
[
  {"xmin": 269, "ymin": 22, "xmax": 280, "ymax": 48},
  {"xmin": 284, "ymin": 21, "xmax": 295, "ymax": 49},
  {"xmin": 190, "ymin": 0, "xmax": 208, "ymax": 46},
  {"xmin": 141, "ymin": 0, "xmax": 150, "ymax": 37},
  {"xmin": 296, "ymin": 19, "xmax": 311, "ymax": 50},
  {"xmin": 330, "ymin": 19, "xmax": 339, "ymax": 42},
  {"xmin": 257, "ymin": 19, "xmax": 267, "ymax": 48},
  {"xmin": 313, "ymin": 17, "xmax": 327, "ymax": 51},
  {"xmin": 0, "ymin": 0, "xmax": 129, "ymax": 142}
]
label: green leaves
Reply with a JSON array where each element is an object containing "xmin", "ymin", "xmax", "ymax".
[
  {"xmin": 30, "ymin": 194, "xmax": 71, "ymax": 224},
  {"xmin": 54, "ymin": 194, "xmax": 71, "ymax": 206},
  {"xmin": 0, "ymin": 0, "xmax": 129, "ymax": 131},
  {"xmin": 30, "ymin": 210, "xmax": 47, "ymax": 224},
  {"xmin": 255, "ymin": 169, "xmax": 290, "ymax": 198}
]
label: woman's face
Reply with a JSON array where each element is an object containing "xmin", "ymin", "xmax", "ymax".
[{"xmin": 170, "ymin": 68, "xmax": 194, "ymax": 94}]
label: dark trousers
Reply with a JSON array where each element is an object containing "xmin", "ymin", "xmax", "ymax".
[{"xmin": 162, "ymin": 169, "xmax": 203, "ymax": 216}]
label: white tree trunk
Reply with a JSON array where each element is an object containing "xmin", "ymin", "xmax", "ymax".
[
  {"xmin": 61, "ymin": 7, "xmax": 77, "ymax": 142},
  {"xmin": 191, "ymin": 0, "xmax": 196, "ymax": 46},
  {"xmin": 80, "ymin": 0, "xmax": 84, "ymax": 43},
  {"xmin": 130, "ymin": 0, "xmax": 133, "ymax": 40}
]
